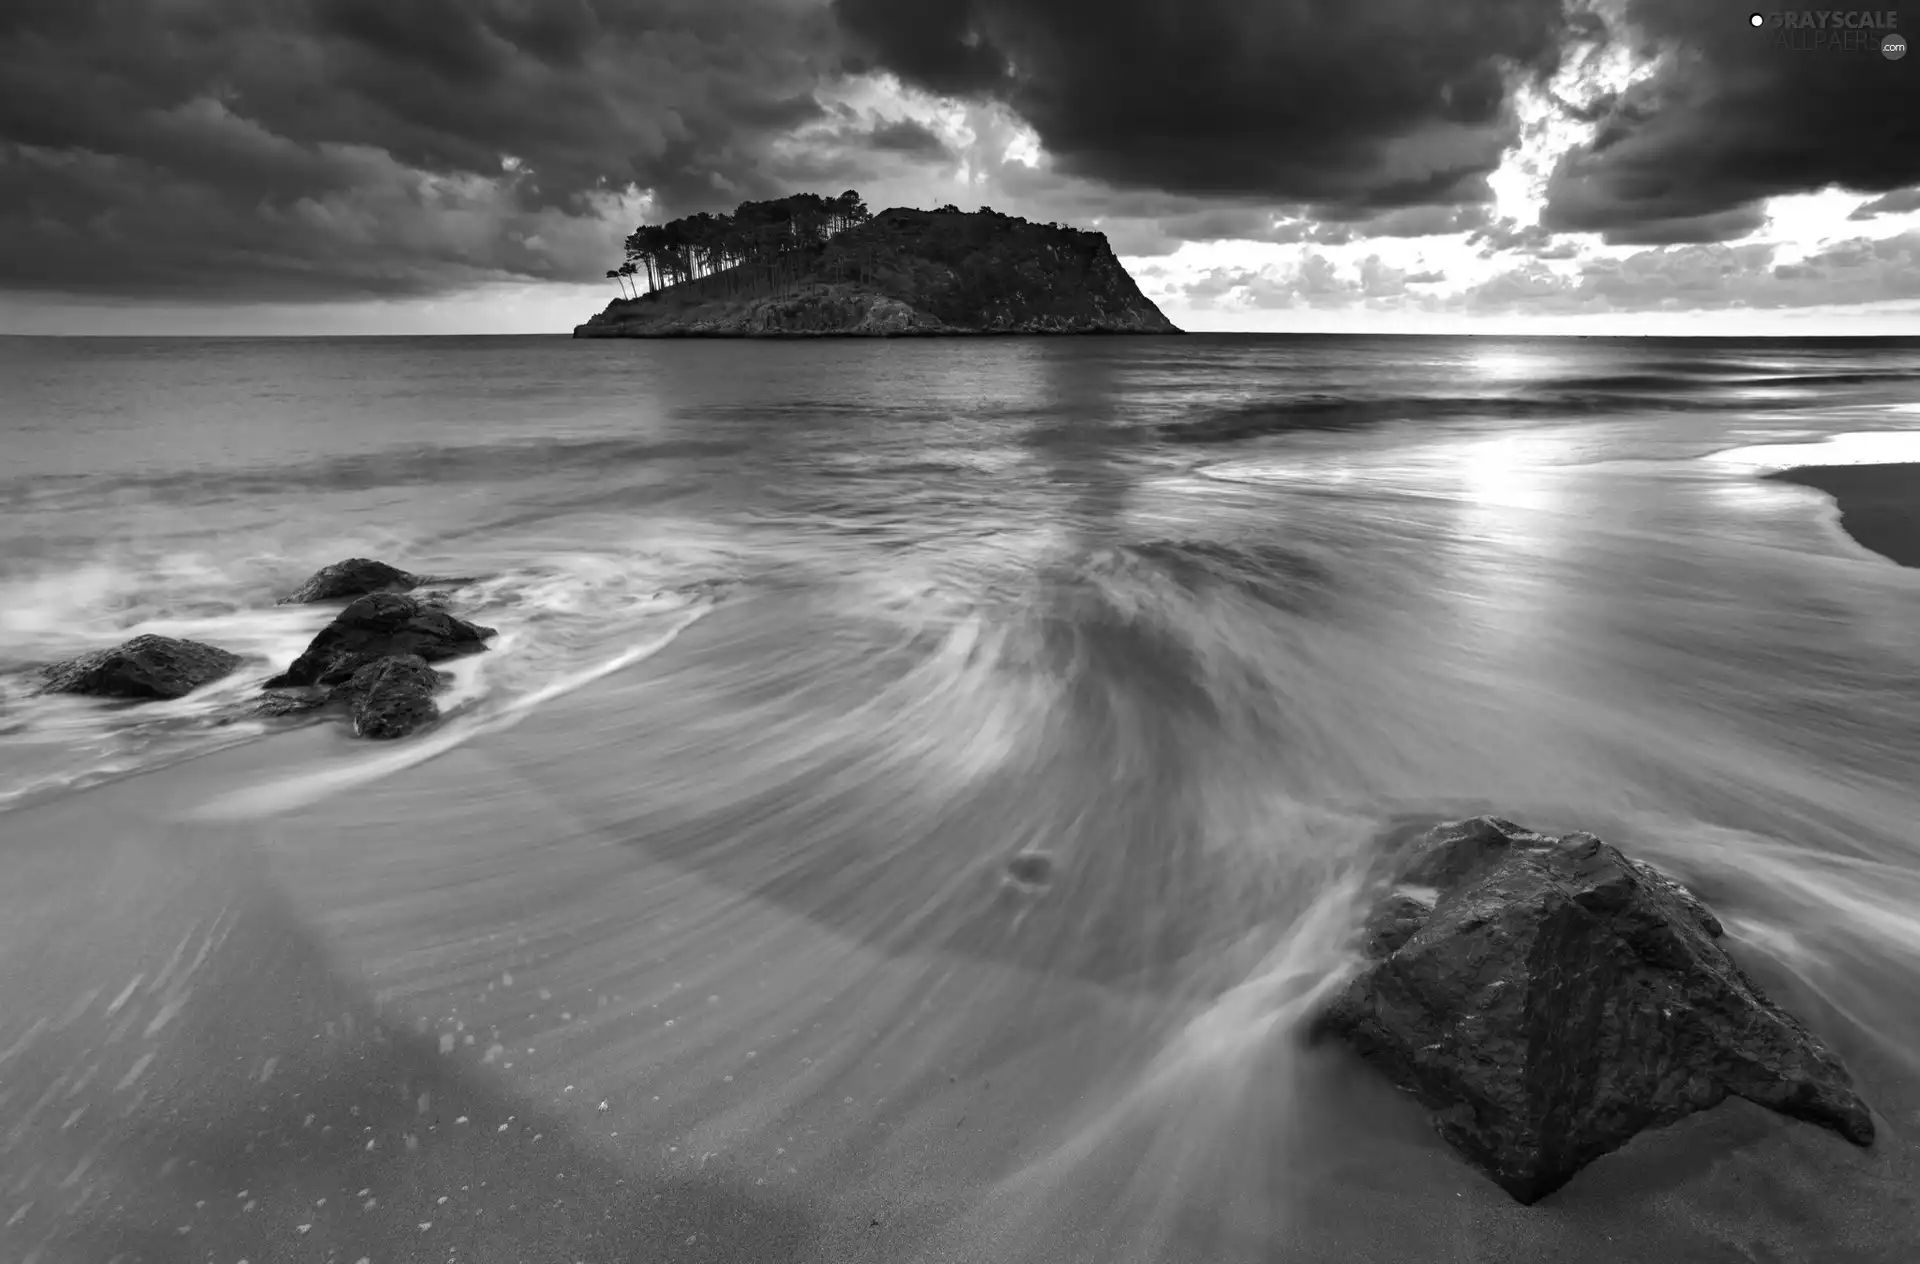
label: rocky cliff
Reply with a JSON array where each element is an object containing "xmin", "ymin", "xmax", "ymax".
[{"xmin": 573, "ymin": 207, "xmax": 1181, "ymax": 338}]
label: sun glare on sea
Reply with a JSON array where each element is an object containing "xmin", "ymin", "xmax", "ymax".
[{"xmin": 1463, "ymin": 347, "xmax": 1547, "ymax": 381}]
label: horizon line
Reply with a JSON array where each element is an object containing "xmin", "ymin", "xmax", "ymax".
[{"xmin": 8, "ymin": 328, "xmax": 1920, "ymax": 341}]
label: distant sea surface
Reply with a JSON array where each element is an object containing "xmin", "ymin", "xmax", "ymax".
[{"xmin": 3, "ymin": 332, "xmax": 1919, "ymax": 1262}]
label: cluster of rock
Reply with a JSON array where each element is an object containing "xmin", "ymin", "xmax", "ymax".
[
  {"xmin": 32, "ymin": 558, "xmax": 495, "ymax": 740},
  {"xmin": 1313, "ymin": 816, "xmax": 1876, "ymax": 1203}
]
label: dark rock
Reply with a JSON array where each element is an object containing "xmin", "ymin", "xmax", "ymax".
[
  {"xmin": 263, "ymin": 593, "xmax": 495, "ymax": 689},
  {"xmin": 37, "ymin": 634, "xmax": 242, "ymax": 701},
  {"xmin": 243, "ymin": 691, "xmax": 332, "ymax": 720},
  {"xmin": 1397, "ymin": 815, "xmax": 1537, "ymax": 888},
  {"xmin": 277, "ymin": 558, "xmax": 477, "ymax": 605},
  {"xmin": 277, "ymin": 558, "xmax": 417, "ymax": 604},
  {"xmin": 1626, "ymin": 852, "xmax": 1724, "ymax": 937},
  {"xmin": 1315, "ymin": 816, "xmax": 1873, "ymax": 1204},
  {"xmin": 335, "ymin": 654, "xmax": 450, "ymax": 739},
  {"xmin": 1357, "ymin": 890, "xmax": 1431, "ymax": 957}
]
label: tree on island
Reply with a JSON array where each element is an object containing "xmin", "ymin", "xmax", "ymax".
[{"xmin": 618, "ymin": 189, "xmax": 873, "ymax": 300}]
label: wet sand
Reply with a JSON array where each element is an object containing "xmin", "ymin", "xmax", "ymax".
[
  {"xmin": 1769, "ymin": 463, "xmax": 1920, "ymax": 570},
  {"xmin": 1, "ymin": 614, "xmax": 1915, "ymax": 1264}
]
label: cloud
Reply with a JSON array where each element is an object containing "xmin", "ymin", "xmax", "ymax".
[
  {"xmin": 1461, "ymin": 231, "xmax": 1920, "ymax": 313},
  {"xmin": 1849, "ymin": 187, "xmax": 1920, "ymax": 220},
  {"xmin": 1591, "ymin": 205, "xmax": 1766, "ymax": 246},
  {"xmin": 1179, "ymin": 257, "xmax": 1348, "ymax": 310},
  {"xmin": 1171, "ymin": 230, "xmax": 1920, "ymax": 320},
  {"xmin": 7, "ymin": 0, "xmax": 1912, "ymax": 318},
  {"xmin": 865, "ymin": 117, "xmax": 954, "ymax": 158},
  {"xmin": 833, "ymin": 0, "xmax": 1579, "ymax": 212},
  {"xmin": 1179, "ymin": 253, "xmax": 1446, "ymax": 309},
  {"xmin": 1472, "ymin": 216, "xmax": 1551, "ymax": 252},
  {"xmin": 1539, "ymin": 0, "xmax": 1920, "ymax": 239},
  {"xmin": 1099, "ymin": 200, "xmax": 1495, "ymax": 258},
  {"xmin": 1317, "ymin": 203, "xmax": 1497, "ymax": 237},
  {"xmin": 0, "ymin": 0, "xmax": 844, "ymax": 298}
]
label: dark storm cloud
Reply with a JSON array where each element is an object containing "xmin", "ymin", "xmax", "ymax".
[
  {"xmin": 832, "ymin": 0, "xmax": 1580, "ymax": 212},
  {"xmin": 1593, "ymin": 205, "xmax": 1766, "ymax": 246},
  {"xmin": 1540, "ymin": 0, "xmax": 1920, "ymax": 240},
  {"xmin": 0, "ymin": 0, "xmax": 841, "ymax": 298}
]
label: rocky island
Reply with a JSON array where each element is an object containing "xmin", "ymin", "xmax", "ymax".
[{"xmin": 573, "ymin": 191, "xmax": 1180, "ymax": 338}]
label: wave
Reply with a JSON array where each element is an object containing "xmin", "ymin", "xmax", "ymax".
[
  {"xmin": 558, "ymin": 532, "xmax": 1382, "ymax": 993},
  {"xmin": 1154, "ymin": 392, "xmax": 1665, "ymax": 444},
  {"xmin": 0, "ymin": 434, "xmax": 751, "ymax": 511},
  {"xmin": 1728, "ymin": 370, "xmax": 1920, "ymax": 387},
  {"xmin": 187, "ymin": 601, "xmax": 716, "ymax": 821},
  {"xmin": 1155, "ymin": 368, "xmax": 1920, "ymax": 445},
  {"xmin": 0, "ymin": 536, "xmax": 741, "ymax": 813}
]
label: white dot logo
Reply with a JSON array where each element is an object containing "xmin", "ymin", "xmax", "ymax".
[
  {"xmin": 1749, "ymin": 11, "xmax": 1765, "ymax": 27},
  {"xmin": 1886, "ymin": 33, "xmax": 1908, "ymax": 59}
]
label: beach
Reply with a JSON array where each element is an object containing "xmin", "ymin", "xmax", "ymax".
[
  {"xmin": 3, "ymin": 333, "xmax": 1919, "ymax": 1262},
  {"xmin": 5, "ymin": 609, "xmax": 1916, "ymax": 1264}
]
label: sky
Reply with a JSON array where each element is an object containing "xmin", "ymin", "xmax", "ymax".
[{"xmin": 2, "ymin": 0, "xmax": 1918, "ymax": 336}]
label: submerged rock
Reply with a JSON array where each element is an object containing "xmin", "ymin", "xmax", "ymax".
[
  {"xmin": 278, "ymin": 558, "xmax": 477, "ymax": 605},
  {"xmin": 1315, "ymin": 816, "xmax": 1874, "ymax": 1204},
  {"xmin": 37, "ymin": 634, "xmax": 242, "ymax": 701},
  {"xmin": 336, "ymin": 654, "xmax": 450, "ymax": 739},
  {"xmin": 1004, "ymin": 850, "xmax": 1056, "ymax": 889},
  {"xmin": 264, "ymin": 592, "xmax": 495, "ymax": 689}
]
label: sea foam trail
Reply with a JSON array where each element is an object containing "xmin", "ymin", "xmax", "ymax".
[
  {"xmin": 1704, "ymin": 428, "xmax": 1920, "ymax": 471},
  {"xmin": 185, "ymin": 603, "xmax": 714, "ymax": 821}
]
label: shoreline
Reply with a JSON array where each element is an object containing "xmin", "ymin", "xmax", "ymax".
[
  {"xmin": 1765, "ymin": 462, "xmax": 1920, "ymax": 570},
  {"xmin": 2, "ymin": 611, "xmax": 1915, "ymax": 1262}
]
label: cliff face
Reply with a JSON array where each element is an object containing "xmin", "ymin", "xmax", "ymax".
[{"xmin": 574, "ymin": 207, "xmax": 1181, "ymax": 338}]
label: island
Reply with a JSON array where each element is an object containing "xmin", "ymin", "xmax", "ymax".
[{"xmin": 573, "ymin": 190, "xmax": 1181, "ymax": 338}]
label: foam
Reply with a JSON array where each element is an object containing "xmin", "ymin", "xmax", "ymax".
[
  {"xmin": 1704, "ymin": 429, "xmax": 1920, "ymax": 472},
  {"xmin": 184, "ymin": 603, "xmax": 713, "ymax": 821}
]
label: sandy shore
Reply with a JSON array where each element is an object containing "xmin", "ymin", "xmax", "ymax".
[
  {"xmin": 0, "ymin": 623, "xmax": 1916, "ymax": 1263},
  {"xmin": 1768, "ymin": 463, "xmax": 1920, "ymax": 570}
]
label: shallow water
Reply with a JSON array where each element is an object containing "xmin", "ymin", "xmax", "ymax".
[{"xmin": 2, "ymin": 333, "xmax": 1919, "ymax": 1261}]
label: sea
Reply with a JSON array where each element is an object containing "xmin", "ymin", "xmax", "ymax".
[{"xmin": 1, "ymin": 332, "xmax": 1918, "ymax": 1262}]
